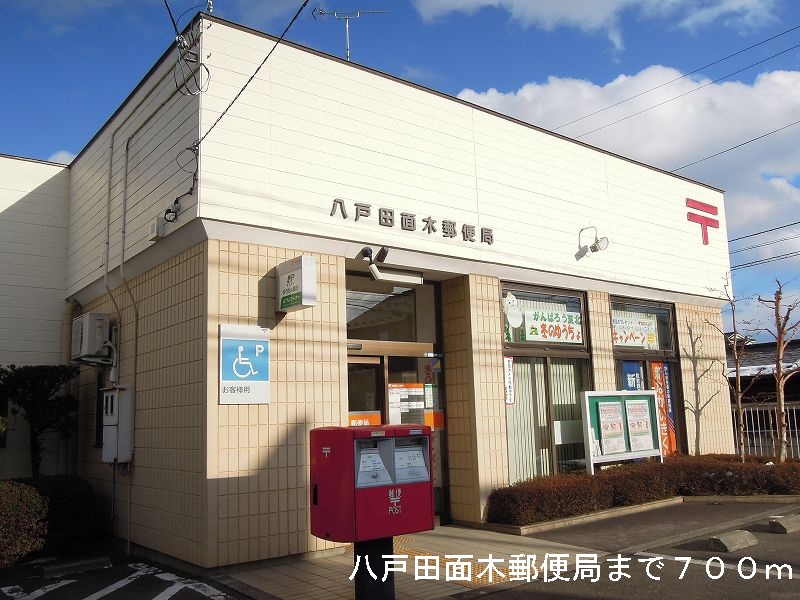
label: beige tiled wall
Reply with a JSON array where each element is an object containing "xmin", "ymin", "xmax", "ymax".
[
  {"xmin": 441, "ymin": 275, "xmax": 507, "ymax": 524},
  {"xmin": 587, "ymin": 291, "xmax": 615, "ymax": 390},
  {"xmin": 469, "ymin": 275, "xmax": 508, "ymax": 517},
  {"xmin": 77, "ymin": 243, "xmax": 207, "ymax": 565},
  {"xmin": 441, "ymin": 276, "xmax": 479, "ymax": 522},
  {"xmin": 205, "ymin": 241, "xmax": 347, "ymax": 567},
  {"xmin": 675, "ymin": 303, "xmax": 734, "ymax": 455}
]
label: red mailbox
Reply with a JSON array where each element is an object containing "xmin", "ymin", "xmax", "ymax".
[{"xmin": 310, "ymin": 425, "xmax": 435, "ymax": 542}]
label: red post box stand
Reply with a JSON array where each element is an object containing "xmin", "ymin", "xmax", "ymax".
[{"xmin": 310, "ymin": 425, "xmax": 435, "ymax": 600}]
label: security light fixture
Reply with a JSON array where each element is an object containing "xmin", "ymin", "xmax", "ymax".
[
  {"xmin": 590, "ymin": 236, "xmax": 610, "ymax": 253},
  {"xmin": 576, "ymin": 226, "xmax": 610, "ymax": 260},
  {"xmin": 360, "ymin": 245, "xmax": 422, "ymax": 285}
]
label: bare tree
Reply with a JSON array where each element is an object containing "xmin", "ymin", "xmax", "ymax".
[
  {"xmin": 683, "ymin": 320, "xmax": 721, "ymax": 455},
  {"xmin": 754, "ymin": 280, "xmax": 800, "ymax": 463},
  {"xmin": 707, "ymin": 276, "xmax": 762, "ymax": 461}
]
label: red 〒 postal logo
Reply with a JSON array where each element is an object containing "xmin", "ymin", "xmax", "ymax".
[{"xmin": 686, "ymin": 198, "xmax": 719, "ymax": 245}]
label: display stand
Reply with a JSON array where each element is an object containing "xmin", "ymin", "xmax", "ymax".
[{"xmin": 581, "ymin": 391, "xmax": 663, "ymax": 475}]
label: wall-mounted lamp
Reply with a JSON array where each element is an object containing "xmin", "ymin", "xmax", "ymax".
[{"xmin": 575, "ymin": 226, "xmax": 610, "ymax": 261}]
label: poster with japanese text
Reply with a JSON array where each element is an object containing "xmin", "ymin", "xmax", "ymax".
[
  {"xmin": 598, "ymin": 401, "xmax": 626, "ymax": 454},
  {"xmin": 650, "ymin": 362, "xmax": 677, "ymax": 455},
  {"xmin": 612, "ymin": 315, "xmax": 658, "ymax": 349},
  {"xmin": 524, "ymin": 310, "xmax": 583, "ymax": 344},
  {"xmin": 626, "ymin": 399, "xmax": 653, "ymax": 451}
]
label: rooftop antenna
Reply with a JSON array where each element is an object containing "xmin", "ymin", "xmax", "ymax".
[{"xmin": 313, "ymin": 7, "xmax": 387, "ymax": 61}]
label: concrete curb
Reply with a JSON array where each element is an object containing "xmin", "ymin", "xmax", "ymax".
[
  {"xmin": 616, "ymin": 502, "xmax": 800, "ymax": 555},
  {"xmin": 477, "ymin": 497, "xmax": 685, "ymax": 536},
  {"xmin": 478, "ymin": 495, "xmax": 800, "ymax": 538},
  {"xmin": 682, "ymin": 495, "xmax": 800, "ymax": 504}
]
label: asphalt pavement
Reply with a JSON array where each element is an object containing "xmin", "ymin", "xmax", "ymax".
[
  {"xmin": 2, "ymin": 499, "xmax": 798, "ymax": 600},
  {"xmin": 482, "ymin": 499, "xmax": 800, "ymax": 600}
]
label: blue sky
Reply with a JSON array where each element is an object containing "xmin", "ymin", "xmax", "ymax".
[{"xmin": 3, "ymin": 0, "xmax": 800, "ymax": 334}]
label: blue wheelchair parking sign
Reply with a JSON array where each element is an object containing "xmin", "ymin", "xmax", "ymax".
[{"xmin": 221, "ymin": 338, "xmax": 270, "ymax": 382}]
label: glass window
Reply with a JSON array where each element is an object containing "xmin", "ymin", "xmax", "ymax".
[
  {"xmin": 346, "ymin": 275, "xmax": 417, "ymax": 341},
  {"xmin": 611, "ymin": 301, "xmax": 673, "ymax": 351},
  {"xmin": 505, "ymin": 356, "xmax": 591, "ymax": 480},
  {"xmin": 503, "ymin": 289, "xmax": 584, "ymax": 346}
]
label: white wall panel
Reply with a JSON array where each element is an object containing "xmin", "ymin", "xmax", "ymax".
[
  {"xmin": 0, "ymin": 156, "xmax": 69, "ymax": 366},
  {"xmin": 194, "ymin": 19, "xmax": 728, "ymax": 299},
  {"xmin": 67, "ymin": 36, "xmax": 201, "ymax": 296}
]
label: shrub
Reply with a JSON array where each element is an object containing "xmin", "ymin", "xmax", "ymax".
[
  {"xmin": 0, "ymin": 481, "xmax": 47, "ymax": 568},
  {"xmin": 487, "ymin": 473, "xmax": 611, "ymax": 526},
  {"xmin": 485, "ymin": 454, "xmax": 800, "ymax": 527},
  {"xmin": 20, "ymin": 475, "xmax": 102, "ymax": 552}
]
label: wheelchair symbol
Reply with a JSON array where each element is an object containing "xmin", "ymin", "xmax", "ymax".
[{"xmin": 232, "ymin": 344, "xmax": 263, "ymax": 378}]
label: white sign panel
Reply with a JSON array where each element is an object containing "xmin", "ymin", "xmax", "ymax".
[
  {"xmin": 523, "ymin": 310, "xmax": 583, "ymax": 344},
  {"xmin": 612, "ymin": 315, "xmax": 658, "ymax": 349},
  {"xmin": 219, "ymin": 324, "xmax": 270, "ymax": 404},
  {"xmin": 276, "ymin": 255, "xmax": 318, "ymax": 312},
  {"xmin": 503, "ymin": 356, "xmax": 515, "ymax": 405}
]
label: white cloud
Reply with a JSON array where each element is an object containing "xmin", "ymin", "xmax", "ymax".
[
  {"xmin": 411, "ymin": 0, "xmax": 780, "ymax": 51},
  {"xmin": 47, "ymin": 150, "xmax": 76, "ymax": 164}
]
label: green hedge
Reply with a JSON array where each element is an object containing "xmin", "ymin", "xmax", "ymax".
[
  {"xmin": 487, "ymin": 455, "xmax": 800, "ymax": 527},
  {"xmin": 19, "ymin": 475, "xmax": 102, "ymax": 553},
  {"xmin": 0, "ymin": 481, "xmax": 47, "ymax": 568}
]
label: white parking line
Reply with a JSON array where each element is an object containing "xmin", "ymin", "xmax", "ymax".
[
  {"xmin": 79, "ymin": 563, "xmax": 162, "ymax": 600},
  {"xmin": 154, "ymin": 573, "xmax": 229, "ymax": 599},
  {"xmin": 1, "ymin": 580, "xmax": 76, "ymax": 600}
]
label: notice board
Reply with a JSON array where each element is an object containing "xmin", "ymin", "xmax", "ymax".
[{"xmin": 580, "ymin": 391, "xmax": 663, "ymax": 475}]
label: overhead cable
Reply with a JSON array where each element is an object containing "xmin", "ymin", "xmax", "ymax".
[
  {"xmin": 729, "ymin": 232, "xmax": 800, "ymax": 254},
  {"xmin": 553, "ymin": 23, "xmax": 800, "ymax": 131},
  {"xmin": 197, "ymin": 0, "xmax": 310, "ymax": 147},
  {"xmin": 671, "ymin": 118, "xmax": 800, "ymax": 172},
  {"xmin": 575, "ymin": 43, "xmax": 800, "ymax": 139},
  {"xmin": 730, "ymin": 250, "xmax": 800, "ymax": 270},
  {"xmin": 729, "ymin": 220, "xmax": 800, "ymax": 243}
]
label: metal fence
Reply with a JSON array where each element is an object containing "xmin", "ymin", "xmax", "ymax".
[{"xmin": 731, "ymin": 401, "xmax": 800, "ymax": 459}]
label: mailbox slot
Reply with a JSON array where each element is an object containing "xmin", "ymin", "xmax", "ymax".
[
  {"xmin": 394, "ymin": 437, "xmax": 430, "ymax": 483},
  {"xmin": 355, "ymin": 439, "xmax": 394, "ymax": 488}
]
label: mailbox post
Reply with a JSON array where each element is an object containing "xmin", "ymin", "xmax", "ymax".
[{"xmin": 310, "ymin": 425, "xmax": 435, "ymax": 599}]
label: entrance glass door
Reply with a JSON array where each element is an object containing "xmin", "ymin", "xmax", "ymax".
[
  {"xmin": 347, "ymin": 348, "xmax": 446, "ymax": 515},
  {"xmin": 347, "ymin": 356, "xmax": 383, "ymax": 426}
]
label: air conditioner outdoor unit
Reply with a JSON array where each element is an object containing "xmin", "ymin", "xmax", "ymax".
[{"xmin": 71, "ymin": 313, "xmax": 111, "ymax": 364}]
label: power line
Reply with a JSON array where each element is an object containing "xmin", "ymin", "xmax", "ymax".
[
  {"xmin": 729, "ymin": 220, "xmax": 800, "ymax": 242},
  {"xmin": 670, "ymin": 118, "xmax": 800, "ymax": 172},
  {"xmin": 553, "ymin": 23, "xmax": 800, "ymax": 131},
  {"xmin": 731, "ymin": 250, "xmax": 800, "ymax": 270},
  {"xmin": 575, "ymin": 42, "xmax": 800, "ymax": 139},
  {"xmin": 163, "ymin": 0, "xmax": 180, "ymax": 36},
  {"xmin": 197, "ymin": 0, "xmax": 310, "ymax": 147},
  {"xmin": 729, "ymin": 232, "xmax": 800, "ymax": 254}
]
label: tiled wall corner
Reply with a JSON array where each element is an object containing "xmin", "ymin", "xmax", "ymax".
[
  {"xmin": 206, "ymin": 242, "xmax": 347, "ymax": 566},
  {"xmin": 587, "ymin": 290, "xmax": 615, "ymax": 390},
  {"xmin": 467, "ymin": 275, "xmax": 508, "ymax": 517},
  {"xmin": 441, "ymin": 276, "xmax": 480, "ymax": 523},
  {"xmin": 675, "ymin": 303, "xmax": 734, "ymax": 455},
  {"xmin": 76, "ymin": 242, "xmax": 207, "ymax": 566}
]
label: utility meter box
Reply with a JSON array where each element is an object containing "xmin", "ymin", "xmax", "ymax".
[
  {"xmin": 310, "ymin": 425, "xmax": 434, "ymax": 543},
  {"xmin": 102, "ymin": 385, "xmax": 134, "ymax": 463}
]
